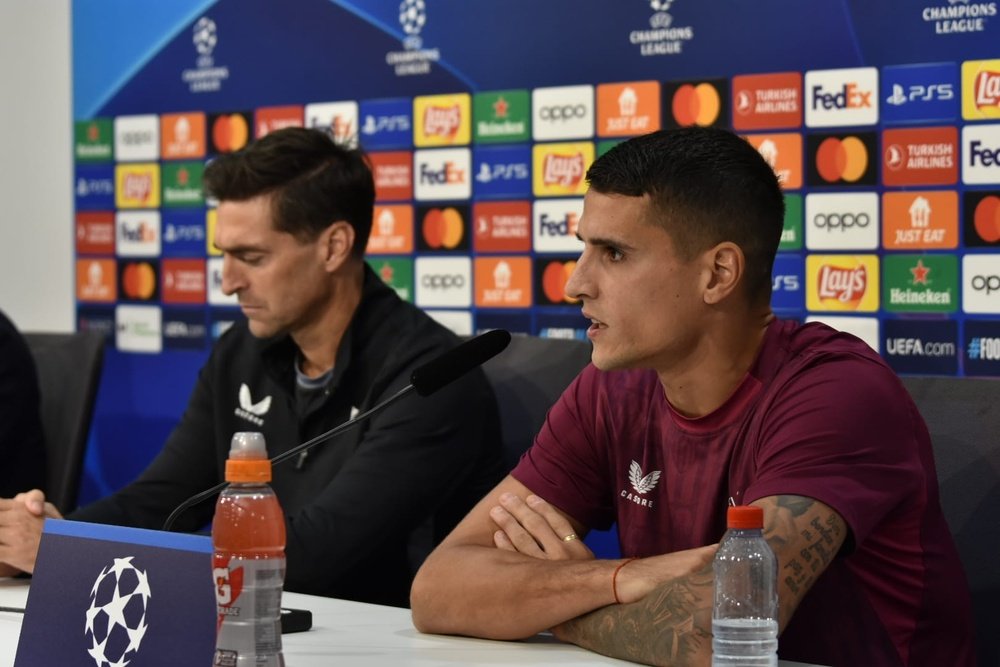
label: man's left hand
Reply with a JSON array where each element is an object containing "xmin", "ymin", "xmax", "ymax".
[{"xmin": 489, "ymin": 493, "xmax": 594, "ymax": 561}]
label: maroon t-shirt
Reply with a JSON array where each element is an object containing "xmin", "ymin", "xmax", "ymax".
[{"xmin": 512, "ymin": 319, "xmax": 975, "ymax": 667}]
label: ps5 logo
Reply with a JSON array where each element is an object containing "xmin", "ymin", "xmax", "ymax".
[{"xmin": 886, "ymin": 83, "xmax": 954, "ymax": 106}]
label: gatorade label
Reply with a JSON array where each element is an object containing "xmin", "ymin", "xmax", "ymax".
[{"xmin": 213, "ymin": 555, "xmax": 285, "ymax": 665}]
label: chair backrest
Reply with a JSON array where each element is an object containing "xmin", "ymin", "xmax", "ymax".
[
  {"xmin": 480, "ymin": 334, "xmax": 592, "ymax": 471},
  {"xmin": 22, "ymin": 331, "xmax": 105, "ymax": 515},
  {"xmin": 901, "ymin": 376, "xmax": 1000, "ymax": 667}
]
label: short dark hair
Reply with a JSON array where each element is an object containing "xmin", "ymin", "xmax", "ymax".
[
  {"xmin": 203, "ymin": 127, "xmax": 375, "ymax": 256},
  {"xmin": 586, "ymin": 128, "xmax": 785, "ymax": 303}
]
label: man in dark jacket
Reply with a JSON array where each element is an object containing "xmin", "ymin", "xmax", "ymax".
[
  {"xmin": 0, "ymin": 128, "xmax": 504, "ymax": 607},
  {"xmin": 0, "ymin": 308, "xmax": 46, "ymax": 498}
]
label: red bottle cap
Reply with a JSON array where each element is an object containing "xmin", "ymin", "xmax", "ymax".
[{"xmin": 727, "ymin": 505, "xmax": 764, "ymax": 529}]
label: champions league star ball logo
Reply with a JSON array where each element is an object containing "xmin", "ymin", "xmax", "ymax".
[
  {"xmin": 192, "ymin": 16, "xmax": 217, "ymax": 56},
  {"xmin": 399, "ymin": 0, "xmax": 426, "ymax": 35},
  {"xmin": 84, "ymin": 557, "xmax": 152, "ymax": 667},
  {"xmin": 648, "ymin": 0, "xmax": 674, "ymax": 28}
]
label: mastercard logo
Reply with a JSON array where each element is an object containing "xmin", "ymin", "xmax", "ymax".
[
  {"xmin": 541, "ymin": 260, "xmax": 578, "ymax": 304},
  {"xmin": 121, "ymin": 262, "xmax": 157, "ymax": 300},
  {"xmin": 670, "ymin": 83, "xmax": 722, "ymax": 127},
  {"xmin": 974, "ymin": 195, "xmax": 1000, "ymax": 243},
  {"xmin": 421, "ymin": 207, "xmax": 465, "ymax": 249},
  {"xmin": 806, "ymin": 133, "xmax": 877, "ymax": 186},
  {"xmin": 211, "ymin": 113, "xmax": 250, "ymax": 153}
]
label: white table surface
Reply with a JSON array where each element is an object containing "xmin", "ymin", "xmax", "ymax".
[{"xmin": 0, "ymin": 577, "xmax": 821, "ymax": 666}]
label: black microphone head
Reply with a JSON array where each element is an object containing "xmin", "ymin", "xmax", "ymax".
[{"xmin": 410, "ymin": 329, "xmax": 511, "ymax": 397}]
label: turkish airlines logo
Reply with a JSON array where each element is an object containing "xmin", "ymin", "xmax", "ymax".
[
  {"xmin": 731, "ymin": 72, "xmax": 802, "ymax": 131},
  {"xmin": 473, "ymin": 201, "xmax": 531, "ymax": 253},
  {"xmin": 881, "ymin": 126, "xmax": 958, "ymax": 186}
]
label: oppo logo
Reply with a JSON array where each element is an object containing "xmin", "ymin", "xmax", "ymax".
[
  {"xmin": 421, "ymin": 274, "xmax": 466, "ymax": 289},
  {"xmin": 813, "ymin": 212, "xmax": 870, "ymax": 230},
  {"xmin": 972, "ymin": 275, "xmax": 1000, "ymax": 294},
  {"xmin": 539, "ymin": 105, "xmax": 587, "ymax": 121}
]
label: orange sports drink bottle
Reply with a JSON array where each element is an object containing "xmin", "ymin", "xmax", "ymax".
[{"xmin": 212, "ymin": 432, "xmax": 286, "ymax": 667}]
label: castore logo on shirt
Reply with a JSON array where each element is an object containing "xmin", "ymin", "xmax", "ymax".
[
  {"xmin": 235, "ymin": 383, "xmax": 271, "ymax": 426},
  {"xmin": 621, "ymin": 460, "xmax": 661, "ymax": 509}
]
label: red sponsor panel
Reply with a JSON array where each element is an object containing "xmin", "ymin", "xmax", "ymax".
[
  {"xmin": 255, "ymin": 105, "xmax": 304, "ymax": 138},
  {"xmin": 76, "ymin": 211, "xmax": 115, "ymax": 255},
  {"xmin": 162, "ymin": 258, "xmax": 206, "ymax": 304},
  {"xmin": 881, "ymin": 126, "xmax": 958, "ymax": 187},
  {"xmin": 732, "ymin": 72, "xmax": 803, "ymax": 130},
  {"xmin": 368, "ymin": 151, "xmax": 413, "ymax": 201},
  {"xmin": 473, "ymin": 201, "xmax": 532, "ymax": 253}
]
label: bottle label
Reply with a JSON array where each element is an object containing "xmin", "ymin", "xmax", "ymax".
[{"xmin": 213, "ymin": 555, "xmax": 285, "ymax": 664}]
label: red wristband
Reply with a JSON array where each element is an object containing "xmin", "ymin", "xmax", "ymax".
[{"xmin": 612, "ymin": 557, "xmax": 639, "ymax": 605}]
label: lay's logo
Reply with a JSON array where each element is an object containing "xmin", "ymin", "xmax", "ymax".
[
  {"xmin": 962, "ymin": 60, "xmax": 1000, "ymax": 120},
  {"xmin": 423, "ymin": 105, "xmax": 461, "ymax": 138},
  {"xmin": 115, "ymin": 164, "xmax": 161, "ymax": 208},
  {"xmin": 974, "ymin": 71, "xmax": 1000, "ymax": 108},
  {"xmin": 806, "ymin": 255, "xmax": 879, "ymax": 312},
  {"xmin": 533, "ymin": 142, "xmax": 593, "ymax": 197},
  {"xmin": 414, "ymin": 93, "xmax": 470, "ymax": 147}
]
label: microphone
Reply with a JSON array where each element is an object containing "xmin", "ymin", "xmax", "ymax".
[{"xmin": 161, "ymin": 329, "xmax": 512, "ymax": 531}]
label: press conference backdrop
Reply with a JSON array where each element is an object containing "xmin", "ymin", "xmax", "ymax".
[{"xmin": 71, "ymin": 0, "xmax": 1000, "ymax": 504}]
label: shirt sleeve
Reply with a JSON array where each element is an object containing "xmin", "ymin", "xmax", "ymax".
[
  {"xmin": 744, "ymin": 350, "xmax": 926, "ymax": 549},
  {"xmin": 511, "ymin": 364, "xmax": 616, "ymax": 531}
]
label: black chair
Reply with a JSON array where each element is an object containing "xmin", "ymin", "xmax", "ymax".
[
  {"xmin": 480, "ymin": 334, "xmax": 592, "ymax": 471},
  {"xmin": 901, "ymin": 376, "xmax": 1000, "ymax": 667},
  {"xmin": 22, "ymin": 331, "xmax": 105, "ymax": 515}
]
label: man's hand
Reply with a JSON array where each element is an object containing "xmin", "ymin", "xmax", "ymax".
[
  {"xmin": 0, "ymin": 489, "xmax": 62, "ymax": 575},
  {"xmin": 490, "ymin": 493, "xmax": 594, "ymax": 561}
]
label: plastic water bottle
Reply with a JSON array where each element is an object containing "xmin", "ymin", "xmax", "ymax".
[
  {"xmin": 212, "ymin": 432, "xmax": 286, "ymax": 667},
  {"xmin": 712, "ymin": 505, "xmax": 778, "ymax": 667}
]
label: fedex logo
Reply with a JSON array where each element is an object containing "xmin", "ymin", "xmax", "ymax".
[
  {"xmin": 413, "ymin": 148, "xmax": 471, "ymax": 201},
  {"xmin": 419, "ymin": 161, "xmax": 465, "ymax": 184},
  {"xmin": 533, "ymin": 199, "xmax": 584, "ymax": 253},
  {"xmin": 811, "ymin": 83, "xmax": 873, "ymax": 110},
  {"xmin": 116, "ymin": 211, "xmax": 161, "ymax": 257},
  {"xmin": 962, "ymin": 124, "xmax": 1000, "ymax": 184},
  {"xmin": 804, "ymin": 68, "xmax": 878, "ymax": 128}
]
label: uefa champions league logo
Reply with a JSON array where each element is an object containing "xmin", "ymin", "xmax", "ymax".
[
  {"xmin": 192, "ymin": 17, "xmax": 217, "ymax": 57},
  {"xmin": 84, "ymin": 557, "xmax": 151, "ymax": 667},
  {"xmin": 648, "ymin": 0, "xmax": 674, "ymax": 27},
  {"xmin": 399, "ymin": 0, "xmax": 426, "ymax": 49}
]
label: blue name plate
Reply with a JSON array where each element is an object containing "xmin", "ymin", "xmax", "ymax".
[{"xmin": 15, "ymin": 520, "xmax": 215, "ymax": 667}]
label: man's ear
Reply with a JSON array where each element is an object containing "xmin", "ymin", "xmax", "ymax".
[
  {"xmin": 321, "ymin": 221, "xmax": 356, "ymax": 271},
  {"xmin": 702, "ymin": 242, "xmax": 744, "ymax": 305}
]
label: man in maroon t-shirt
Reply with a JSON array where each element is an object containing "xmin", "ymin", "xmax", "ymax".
[{"xmin": 411, "ymin": 128, "xmax": 975, "ymax": 667}]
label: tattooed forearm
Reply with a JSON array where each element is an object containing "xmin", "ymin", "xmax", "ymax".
[
  {"xmin": 757, "ymin": 495, "xmax": 847, "ymax": 628},
  {"xmin": 555, "ymin": 566, "xmax": 714, "ymax": 667}
]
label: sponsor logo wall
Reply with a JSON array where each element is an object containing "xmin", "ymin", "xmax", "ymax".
[{"xmin": 74, "ymin": 51, "xmax": 1000, "ymax": 376}]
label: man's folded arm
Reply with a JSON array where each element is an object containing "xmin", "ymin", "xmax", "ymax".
[
  {"xmin": 551, "ymin": 494, "xmax": 847, "ymax": 667},
  {"xmin": 410, "ymin": 474, "xmax": 622, "ymax": 640}
]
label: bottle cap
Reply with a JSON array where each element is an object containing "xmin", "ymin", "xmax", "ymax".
[
  {"xmin": 224, "ymin": 432, "xmax": 272, "ymax": 483},
  {"xmin": 727, "ymin": 505, "xmax": 764, "ymax": 529}
]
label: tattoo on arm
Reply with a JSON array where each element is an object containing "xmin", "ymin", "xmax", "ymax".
[
  {"xmin": 760, "ymin": 495, "xmax": 846, "ymax": 623},
  {"xmin": 557, "ymin": 566, "xmax": 714, "ymax": 667}
]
